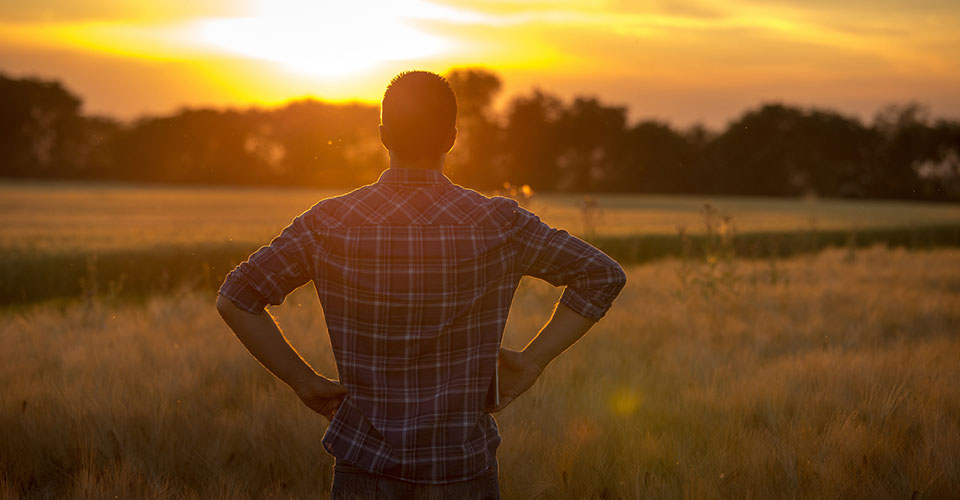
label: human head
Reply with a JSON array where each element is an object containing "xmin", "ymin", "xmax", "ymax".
[{"xmin": 380, "ymin": 71, "xmax": 457, "ymax": 165}]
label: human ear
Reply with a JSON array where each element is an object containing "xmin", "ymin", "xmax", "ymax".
[
  {"xmin": 442, "ymin": 127, "xmax": 457, "ymax": 153},
  {"xmin": 379, "ymin": 124, "xmax": 391, "ymax": 151}
]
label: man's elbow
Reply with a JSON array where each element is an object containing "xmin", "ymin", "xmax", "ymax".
[
  {"xmin": 609, "ymin": 262, "xmax": 627, "ymax": 295},
  {"xmin": 614, "ymin": 263, "xmax": 627, "ymax": 287},
  {"xmin": 593, "ymin": 262, "xmax": 627, "ymax": 311}
]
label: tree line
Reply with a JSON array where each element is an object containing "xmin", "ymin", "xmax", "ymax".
[{"xmin": 2, "ymin": 68, "xmax": 958, "ymax": 200}]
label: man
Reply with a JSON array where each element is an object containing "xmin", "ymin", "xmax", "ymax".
[{"xmin": 216, "ymin": 71, "xmax": 626, "ymax": 499}]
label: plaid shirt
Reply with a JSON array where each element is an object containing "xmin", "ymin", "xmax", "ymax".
[{"xmin": 218, "ymin": 167, "xmax": 626, "ymax": 484}]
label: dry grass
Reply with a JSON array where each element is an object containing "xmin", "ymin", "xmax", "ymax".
[
  {"xmin": 2, "ymin": 247, "xmax": 959, "ymax": 499},
  {"xmin": 3, "ymin": 181, "xmax": 960, "ymax": 252}
]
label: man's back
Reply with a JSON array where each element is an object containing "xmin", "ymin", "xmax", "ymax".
[{"xmin": 218, "ymin": 167, "xmax": 625, "ymax": 483}]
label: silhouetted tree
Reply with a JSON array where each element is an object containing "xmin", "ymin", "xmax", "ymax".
[
  {"xmin": 1, "ymin": 70, "xmax": 958, "ymax": 200},
  {"xmin": 445, "ymin": 68, "xmax": 503, "ymax": 189},
  {"xmin": 680, "ymin": 124, "xmax": 715, "ymax": 194},
  {"xmin": 0, "ymin": 73, "xmax": 85, "ymax": 178},
  {"xmin": 555, "ymin": 97, "xmax": 627, "ymax": 191},
  {"xmin": 108, "ymin": 101, "xmax": 382, "ymax": 186},
  {"xmin": 868, "ymin": 103, "xmax": 945, "ymax": 199},
  {"xmin": 707, "ymin": 103, "xmax": 878, "ymax": 197},
  {"xmin": 915, "ymin": 120, "xmax": 960, "ymax": 199},
  {"xmin": 265, "ymin": 100, "xmax": 382, "ymax": 187},
  {"xmin": 614, "ymin": 121, "xmax": 696, "ymax": 193},
  {"xmin": 111, "ymin": 108, "xmax": 268, "ymax": 184},
  {"xmin": 502, "ymin": 89, "xmax": 564, "ymax": 190},
  {"xmin": 74, "ymin": 115, "xmax": 122, "ymax": 179},
  {"xmin": 794, "ymin": 109, "xmax": 877, "ymax": 197}
]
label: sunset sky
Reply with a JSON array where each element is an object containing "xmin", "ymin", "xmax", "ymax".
[{"xmin": 1, "ymin": 0, "xmax": 958, "ymax": 127}]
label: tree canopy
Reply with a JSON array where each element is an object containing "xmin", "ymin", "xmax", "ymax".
[{"xmin": 1, "ymin": 70, "xmax": 958, "ymax": 200}]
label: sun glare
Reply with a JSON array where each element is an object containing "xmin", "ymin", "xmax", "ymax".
[{"xmin": 195, "ymin": 0, "xmax": 454, "ymax": 77}]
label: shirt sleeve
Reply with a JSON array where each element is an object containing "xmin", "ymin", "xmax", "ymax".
[
  {"xmin": 512, "ymin": 207, "xmax": 627, "ymax": 321},
  {"xmin": 217, "ymin": 214, "xmax": 315, "ymax": 314}
]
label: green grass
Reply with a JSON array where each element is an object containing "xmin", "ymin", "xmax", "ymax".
[{"xmin": 1, "ymin": 224, "xmax": 958, "ymax": 307}]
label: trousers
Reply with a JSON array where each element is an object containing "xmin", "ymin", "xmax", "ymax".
[{"xmin": 330, "ymin": 460, "xmax": 500, "ymax": 500}]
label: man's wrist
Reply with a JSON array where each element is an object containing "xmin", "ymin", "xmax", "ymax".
[{"xmin": 289, "ymin": 371, "xmax": 322, "ymax": 394}]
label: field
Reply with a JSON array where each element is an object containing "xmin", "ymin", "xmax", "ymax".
[
  {"xmin": 3, "ymin": 181, "xmax": 960, "ymax": 306},
  {"xmin": 2, "ymin": 182, "xmax": 960, "ymax": 499},
  {"xmin": 2, "ymin": 247, "xmax": 959, "ymax": 499},
  {"xmin": 3, "ymin": 181, "xmax": 960, "ymax": 252}
]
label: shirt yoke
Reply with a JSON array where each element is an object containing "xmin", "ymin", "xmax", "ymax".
[{"xmin": 299, "ymin": 182, "xmax": 521, "ymax": 230}]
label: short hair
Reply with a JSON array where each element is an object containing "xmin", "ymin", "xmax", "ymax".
[{"xmin": 381, "ymin": 71, "xmax": 457, "ymax": 161}]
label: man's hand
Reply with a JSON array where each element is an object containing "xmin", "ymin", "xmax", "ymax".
[
  {"xmin": 487, "ymin": 348, "xmax": 544, "ymax": 412},
  {"xmin": 217, "ymin": 296, "xmax": 348, "ymax": 420},
  {"xmin": 292, "ymin": 375, "xmax": 348, "ymax": 421}
]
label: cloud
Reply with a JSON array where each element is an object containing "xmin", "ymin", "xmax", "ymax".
[
  {"xmin": 0, "ymin": 0, "xmax": 957, "ymax": 126},
  {"xmin": 0, "ymin": 0, "xmax": 243, "ymax": 23},
  {"xmin": 737, "ymin": 0, "xmax": 959, "ymax": 14},
  {"xmin": 605, "ymin": 0, "xmax": 728, "ymax": 19}
]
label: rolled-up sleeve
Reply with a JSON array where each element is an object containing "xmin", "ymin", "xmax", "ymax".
[
  {"xmin": 512, "ymin": 208, "xmax": 627, "ymax": 321},
  {"xmin": 217, "ymin": 214, "xmax": 315, "ymax": 314}
]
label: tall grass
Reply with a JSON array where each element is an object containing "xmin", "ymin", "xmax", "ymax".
[{"xmin": 2, "ymin": 247, "xmax": 959, "ymax": 498}]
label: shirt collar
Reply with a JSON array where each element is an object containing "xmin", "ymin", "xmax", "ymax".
[{"xmin": 377, "ymin": 167, "xmax": 451, "ymax": 186}]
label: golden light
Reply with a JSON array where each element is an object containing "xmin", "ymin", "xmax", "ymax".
[
  {"xmin": 195, "ymin": 0, "xmax": 458, "ymax": 77},
  {"xmin": 610, "ymin": 388, "xmax": 640, "ymax": 416}
]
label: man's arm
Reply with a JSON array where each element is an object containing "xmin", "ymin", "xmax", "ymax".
[
  {"xmin": 216, "ymin": 295, "xmax": 346, "ymax": 419},
  {"xmin": 487, "ymin": 206, "xmax": 627, "ymax": 412},
  {"xmin": 488, "ymin": 302, "xmax": 595, "ymax": 412},
  {"xmin": 215, "ymin": 212, "xmax": 345, "ymax": 418}
]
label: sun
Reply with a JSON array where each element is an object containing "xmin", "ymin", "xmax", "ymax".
[{"xmin": 195, "ymin": 0, "xmax": 453, "ymax": 77}]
